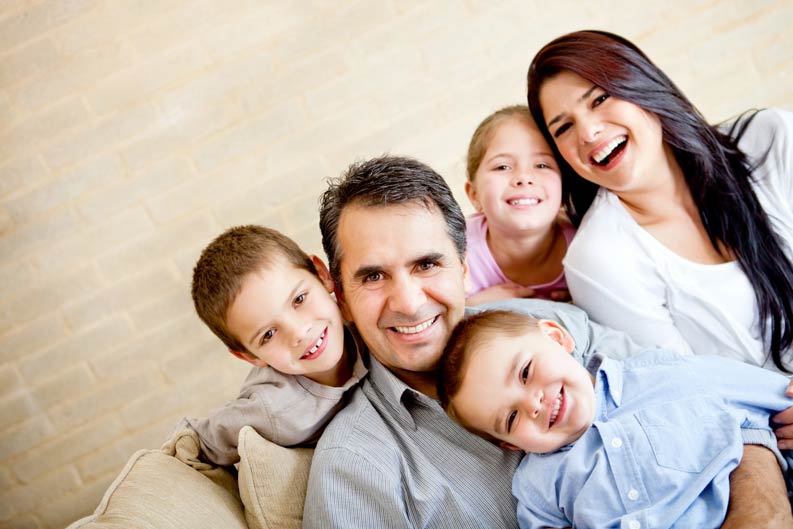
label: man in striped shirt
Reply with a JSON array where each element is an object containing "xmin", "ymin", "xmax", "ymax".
[{"xmin": 302, "ymin": 155, "xmax": 790, "ymax": 528}]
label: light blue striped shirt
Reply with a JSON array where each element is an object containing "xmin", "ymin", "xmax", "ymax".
[
  {"xmin": 514, "ymin": 351, "xmax": 790, "ymax": 529},
  {"xmin": 303, "ymin": 299, "xmax": 780, "ymax": 528}
]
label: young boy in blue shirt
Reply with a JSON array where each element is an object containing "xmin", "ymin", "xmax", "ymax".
[
  {"xmin": 437, "ymin": 309, "xmax": 790, "ymax": 529},
  {"xmin": 180, "ymin": 225, "xmax": 366, "ymax": 465}
]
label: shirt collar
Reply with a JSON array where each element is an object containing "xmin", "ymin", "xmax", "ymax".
[
  {"xmin": 587, "ymin": 353, "xmax": 623, "ymax": 407},
  {"xmin": 366, "ymin": 354, "xmax": 442, "ymax": 430}
]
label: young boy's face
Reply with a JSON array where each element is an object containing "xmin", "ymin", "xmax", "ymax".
[
  {"xmin": 225, "ymin": 256, "xmax": 346, "ymax": 385},
  {"xmin": 451, "ymin": 320, "xmax": 595, "ymax": 453}
]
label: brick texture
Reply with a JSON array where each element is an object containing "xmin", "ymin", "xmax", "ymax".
[{"xmin": 1, "ymin": 2, "xmax": 791, "ymax": 528}]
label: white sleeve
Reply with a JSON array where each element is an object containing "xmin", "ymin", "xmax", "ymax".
[
  {"xmin": 737, "ymin": 108, "xmax": 793, "ymax": 207},
  {"xmin": 563, "ymin": 200, "xmax": 694, "ymax": 356}
]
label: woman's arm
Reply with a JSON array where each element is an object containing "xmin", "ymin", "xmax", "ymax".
[{"xmin": 721, "ymin": 445, "xmax": 792, "ymax": 528}]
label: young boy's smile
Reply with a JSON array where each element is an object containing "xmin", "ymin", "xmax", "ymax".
[
  {"xmin": 224, "ymin": 256, "xmax": 347, "ymax": 386},
  {"xmin": 451, "ymin": 320, "xmax": 596, "ymax": 453}
]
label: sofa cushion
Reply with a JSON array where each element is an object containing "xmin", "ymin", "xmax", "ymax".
[
  {"xmin": 237, "ymin": 425, "xmax": 313, "ymax": 529},
  {"xmin": 66, "ymin": 429, "xmax": 246, "ymax": 529}
]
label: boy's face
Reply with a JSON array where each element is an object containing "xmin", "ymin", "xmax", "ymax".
[
  {"xmin": 465, "ymin": 117, "xmax": 562, "ymax": 237},
  {"xmin": 451, "ymin": 320, "xmax": 595, "ymax": 453},
  {"xmin": 225, "ymin": 256, "xmax": 346, "ymax": 385}
]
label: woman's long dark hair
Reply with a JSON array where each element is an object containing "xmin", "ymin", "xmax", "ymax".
[{"xmin": 527, "ymin": 30, "xmax": 793, "ymax": 372}]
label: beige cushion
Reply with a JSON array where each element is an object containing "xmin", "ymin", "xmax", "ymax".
[
  {"xmin": 66, "ymin": 429, "xmax": 246, "ymax": 529},
  {"xmin": 237, "ymin": 425, "xmax": 314, "ymax": 529}
]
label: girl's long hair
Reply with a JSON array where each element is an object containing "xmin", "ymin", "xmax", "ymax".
[{"xmin": 527, "ymin": 30, "xmax": 792, "ymax": 372}]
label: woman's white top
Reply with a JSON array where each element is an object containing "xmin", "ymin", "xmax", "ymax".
[{"xmin": 564, "ymin": 108, "xmax": 793, "ymax": 373}]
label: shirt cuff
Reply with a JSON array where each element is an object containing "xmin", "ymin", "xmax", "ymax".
[{"xmin": 741, "ymin": 427, "xmax": 786, "ymax": 470}]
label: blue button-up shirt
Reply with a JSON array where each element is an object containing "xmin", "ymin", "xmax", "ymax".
[{"xmin": 513, "ymin": 351, "xmax": 790, "ymax": 529}]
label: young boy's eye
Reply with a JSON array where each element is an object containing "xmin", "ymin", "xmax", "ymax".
[
  {"xmin": 507, "ymin": 410, "xmax": 517, "ymax": 433},
  {"xmin": 259, "ymin": 328, "xmax": 275, "ymax": 346},
  {"xmin": 294, "ymin": 292, "xmax": 306, "ymax": 305},
  {"xmin": 520, "ymin": 363, "xmax": 531, "ymax": 384}
]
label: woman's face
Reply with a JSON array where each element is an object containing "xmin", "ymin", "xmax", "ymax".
[{"xmin": 538, "ymin": 70, "xmax": 667, "ymax": 194}]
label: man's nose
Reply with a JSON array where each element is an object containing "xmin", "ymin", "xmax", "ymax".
[{"xmin": 387, "ymin": 274, "xmax": 427, "ymax": 316}]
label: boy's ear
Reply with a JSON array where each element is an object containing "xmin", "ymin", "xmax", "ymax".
[
  {"xmin": 537, "ymin": 319, "xmax": 576, "ymax": 353},
  {"xmin": 228, "ymin": 348, "xmax": 269, "ymax": 368},
  {"xmin": 465, "ymin": 181, "xmax": 483, "ymax": 213},
  {"xmin": 311, "ymin": 255, "xmax": 335, "ymax": 293}
]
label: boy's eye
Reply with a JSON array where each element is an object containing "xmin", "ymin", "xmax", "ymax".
[
  {"xmin": 294, "ymin": 292, "xmax": 306, "ymax": 305},
  {"xmin": 520, "ymin": 362, "xmax": 530, "ymax": 384},
  {"xmin": 507, "ymin": 410, "xmax": 517, "ymax": 433},
  {"xmin": 260, "ymin": 328, "xmax": 275, "ymax": 346}
]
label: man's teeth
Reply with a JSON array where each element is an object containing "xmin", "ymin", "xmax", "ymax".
[
  {"xmin": 394, "ymin": 318, "xmax": 434, "ymax": 334},
  {"xmin": 508, "ymin": 197, "xmax": 540, "ymax": 206},
  {"xmin": 549, "ymin": 393, "xmax": 562, "ymax": 427},
  {"xmin": 592, "ymin": 137, "xmax": 626, "ymax": 163}
]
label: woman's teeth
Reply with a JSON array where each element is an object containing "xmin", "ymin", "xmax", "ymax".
[{"xmin": 592, "ymin": 136, "xmax": 626, "ymax": 165}]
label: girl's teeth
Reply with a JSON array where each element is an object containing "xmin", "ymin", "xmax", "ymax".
[{"xmin": 508, "ymin": 198, "xmax": 539, "ymax": 206}]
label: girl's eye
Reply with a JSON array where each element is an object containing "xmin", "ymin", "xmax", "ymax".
[
  {"xmin": 507, "ymin": 410, "xmax": 517, "ymax": 433},
  {"xmin": 494, "ymin": 164, "xmax": 510, "ymax": 171},
  {"xmin": 592, "ymin": 93, "xmax": 610, "ymax": 107}
]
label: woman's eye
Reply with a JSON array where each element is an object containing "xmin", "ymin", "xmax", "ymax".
[
  {"xmin": 553, "ymin": 123, "xmax": 571, "ymax": 138},
  {"xmin": 593, "ymin": 93, "xmax": 610, "ymax": 107},
  {"xmin": 507, "ymin": 410, "xmax": 517, "ymax": 433},
  {"xmin": 536, "ymin": 163, "xmax": 549, "ymax": 169}
]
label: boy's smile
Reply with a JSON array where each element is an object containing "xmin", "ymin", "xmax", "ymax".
[
  {"xmin": 451, "ymin": 319, "xmax": 596, "ymax": 453},
  {"xmin": 224, "ymin": 256, "xmax": 347, "ymax": 386}
]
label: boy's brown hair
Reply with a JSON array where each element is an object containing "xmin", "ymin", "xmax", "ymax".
[
  {"xmin": 191, "ymin": 225, "xmax": 315, "ymax": 353},
  {"xmin": 466, "ymin": 105, "xmax": 535, "ymax": 183},
  {"xmin": 437, "ymin": 310, "xmax": 540, "ymax": 431}
]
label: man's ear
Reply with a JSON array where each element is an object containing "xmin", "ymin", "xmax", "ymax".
[
  {"xmin": 537, "ymin": 320, "xmax": 576, "ymax": 353},
  {"xmin": 228, "ymin": 348, "xmax": 269, "ymax": 368},
  {"xmin": 311, "ymin": 255, "xmax": 335, "ymax": 293},
  {"xmin": 462, "ymin": 253, "xmax": 472, "ymax": 294},
  {"xmin": 499, "ymin": 440, "xmax": 523, "ymax": 452},
  {"xmin": 465, "ymin": 181, "xmax": 483, "ymax": 212}
]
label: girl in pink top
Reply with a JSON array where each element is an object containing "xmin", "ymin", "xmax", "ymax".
[{"xmin": 465, "ymin": 105, "xmax": 575, "ymax": 305}]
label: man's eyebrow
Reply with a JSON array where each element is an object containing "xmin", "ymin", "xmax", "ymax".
[
  {"xmin": 351, "ymin": 265, "xmax": 383, "ymax": 282},
  {"xmin": 411, "ymin": 252, "xmax": 444, "ymax": 266},
  {"xmin": 547, "ymin": 85, "xmax": 598, "ymax": 128}
]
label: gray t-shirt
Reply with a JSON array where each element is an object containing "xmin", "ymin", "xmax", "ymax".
[{"xmin": 182, "ymin": 326, "xmax": 367, "ymax": 465}]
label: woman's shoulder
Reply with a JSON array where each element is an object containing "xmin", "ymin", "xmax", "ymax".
[
  {"xmin": 565, "ymin": 191, "xmax": 636, "ymax": 266},
  {"xmin": 724, "ymin": 108, "xmax": 793, "ymax": 154}
]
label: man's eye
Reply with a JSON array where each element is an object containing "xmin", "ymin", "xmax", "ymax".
[
  {"xmin": 418, "ymin": 261, "xmax": 437, "ymax": 272},
  {"xmin": 364, "ymin": 272, "xmax": 383, "ymax": 283},
  {"xmin": 507, "ymin": 410, "xmax": 517, "ymax": 433},
  {"xmin": 592, "ymin": 93, "xmax": 610, "ymax": 107}
]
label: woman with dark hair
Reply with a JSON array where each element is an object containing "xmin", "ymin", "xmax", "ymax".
[
  {"xmin": 526, "ymin": 30, "xmax": 793, "ymax": 526},
  {"xmin": 527, "ymin": 30, "xmax": 793, "ymax": 375}
]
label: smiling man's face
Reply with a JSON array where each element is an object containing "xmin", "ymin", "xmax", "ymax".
[{"xmin": 336, "ymin": 201, "xmax": 468, "ymax": 392}]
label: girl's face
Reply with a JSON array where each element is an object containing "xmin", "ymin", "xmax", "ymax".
[
  {"xmin": 465, "ymin": 117, "xmax": 562, "ymax": 237},
  {"xmin": 538, "ymin": 70, "xmax": 667, "ymax": 194}
]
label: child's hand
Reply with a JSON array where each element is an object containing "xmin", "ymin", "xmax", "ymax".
[
  {"xmin": 466, "ymin": 284, "xmax": 536, "ymax": 306},
  {"xmin": 772, "ymin": 379, "xmax": 793, "ymax": 449},
  {"xmin": 549, "ymin": 289, "xmax": 572, "ymax": 302}
]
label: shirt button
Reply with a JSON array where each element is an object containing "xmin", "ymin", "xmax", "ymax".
[
  {"xmin": 628, "ymin": 521, "xmax": 641, "ymax": 529},
  {"xmin": 628, "ymin": 489, "xmax": 639, "ymax": 501},
  {"xmin": 611, "ymin": 437, "xmax": 623, "ymax": 448}
]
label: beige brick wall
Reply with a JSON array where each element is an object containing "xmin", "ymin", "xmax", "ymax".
[{"xmin": 0, "ymin": 1, "xmax": 791, "ymax": 527}]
